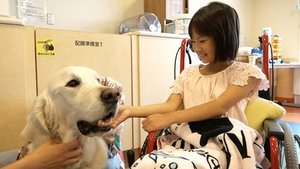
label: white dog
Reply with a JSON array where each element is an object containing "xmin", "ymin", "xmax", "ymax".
[{"xmin": 21, "ymin": 66, "xmax": 124, "ymax": 169}]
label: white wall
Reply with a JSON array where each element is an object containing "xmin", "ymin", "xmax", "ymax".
[
  {"xmin": 7, "ymin": 0, "xmax": 144, "ymax": 33},
  {"xmin": 3, "ymin": 0, "xmax": 300, "ymax": 59},
  {"xmin": 252, "ymin": 0, "xmax": 299, "ymax": 61},
  {"xmin": 0, "ymin": 0, "xmax": 9, "ymax": 16},
  {"xmin": 189, "ymin": 0, "xmax": 300, "ymax": 61},
  {"xmin": 188, "ymin": 0, "xmax": 254, "ymax": 46}
]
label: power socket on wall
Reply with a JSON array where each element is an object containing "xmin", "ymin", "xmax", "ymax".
[{"xmin": 47, "ymin": 13, "xmax": 55, "ymax": 25}]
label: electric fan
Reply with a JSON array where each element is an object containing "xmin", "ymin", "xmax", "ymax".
[{"xmin": 119, "ymin": 12, "xmax": 161, "ymax": 34}]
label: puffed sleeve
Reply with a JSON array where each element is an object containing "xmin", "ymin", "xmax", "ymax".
[
  {"xmin": 170, "ymin": 67, "xmax": 187, "ymax": 96},
  {"xmin": 170, "ymin": 66, "xmax": 199, "ymax": 97},
  {"xmin": 171, "ymin": 73, "xmax": 183, "ymax": 95},
  {"xmin": 229, "ymin": 62, "xmax": 270, "ymax": 98}
]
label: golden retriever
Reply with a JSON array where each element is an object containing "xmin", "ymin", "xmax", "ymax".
[{"xmin": 21, "ymin": 66, "xmax": 123, "ymax": 169}]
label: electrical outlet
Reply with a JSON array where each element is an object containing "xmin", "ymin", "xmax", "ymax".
[{"xmin": 47, "ymin": 13, "xmax": 55, "ymax": 25}]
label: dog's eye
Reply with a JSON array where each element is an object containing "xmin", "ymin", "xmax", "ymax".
[{"xmin": 66, "ymin": 79, "xmax": 80, "ymax": 87}]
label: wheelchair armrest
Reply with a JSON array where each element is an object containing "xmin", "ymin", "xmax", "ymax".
[{"xmin": 263, "ymin": 119, "xmax": 284, "ymax": 140}]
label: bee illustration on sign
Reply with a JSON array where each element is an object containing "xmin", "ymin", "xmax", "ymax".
[
  {"xmin": 38, "ymin": 39, "xmax": 54, "ymax": 52},
  {"xmin": 36, "ymin": 39, "xmax": 55, "ymax": 56}
]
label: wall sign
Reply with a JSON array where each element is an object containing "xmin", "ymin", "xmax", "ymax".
[
  {"xmin": 75, "ymin": 40, "xmax": 103, "ymax": 47},
  {"xmin": 36, "ymin": 39, "xmax": 55, "ymax": 56},
  {"xmin": 17, "ymin": 0, "xmax": 46, "ymax": 22}
]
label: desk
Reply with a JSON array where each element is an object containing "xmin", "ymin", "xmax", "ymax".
[
  {"xmin": 272, "ymin": 62, "xmax": 300, "ymax": 69},
  {"xmin": 271, "ymin": 62, "xmax": 300, "ymax": 107}
]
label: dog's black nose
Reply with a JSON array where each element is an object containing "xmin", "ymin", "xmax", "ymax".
[{"xmin": 101, "ymin": 88, "xmax": 120, "ymax": 104}]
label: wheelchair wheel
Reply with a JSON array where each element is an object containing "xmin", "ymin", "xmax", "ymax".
[{"xmin": 280, "ymin": 121, "xmax": 299, "ymax": 169}]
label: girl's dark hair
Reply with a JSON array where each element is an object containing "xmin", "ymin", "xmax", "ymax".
[{"xmin": 188, "ymin": 2, "xmax": 240, "ymax": 62}]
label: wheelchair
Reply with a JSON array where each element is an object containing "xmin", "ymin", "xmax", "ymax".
[
  {"xmin": 264, "ymin": 120, "xmax": 299, "ymax": 169},
  {"xmin": 126, "ymin": 98, "xmax": 299, "ymax": 169},
  {"xmin": 125, "ymin": 39, "xmax": 300, "ymax": 168}
]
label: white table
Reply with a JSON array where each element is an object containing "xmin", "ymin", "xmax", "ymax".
[
  {"xmin": 271, "ymin": 62, "xmax": 300, "ymax": 107},
  {"xmin": 272, "ymin": 62, "xmax": 300, "ymax": 69}
]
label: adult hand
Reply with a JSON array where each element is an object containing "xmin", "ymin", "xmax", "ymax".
[{"xmin": 24, "ymin": 139, "xmax": 82, "ymax": 169}]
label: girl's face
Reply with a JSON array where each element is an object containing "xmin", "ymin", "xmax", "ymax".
[{"xmin": 191, "ymin": 30, "xmax": 216, "ymax": 64}]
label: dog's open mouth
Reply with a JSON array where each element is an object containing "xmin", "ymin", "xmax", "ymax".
[{"xmin": 77, "ymin": 111, "xmax": 115, "ymax": 135}]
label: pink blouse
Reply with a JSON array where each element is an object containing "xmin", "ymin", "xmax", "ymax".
[{"xmin": 171, "ymin": 61, "xmax": 270, "ymax": 124}]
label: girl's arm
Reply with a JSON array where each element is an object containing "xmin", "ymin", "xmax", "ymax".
[
  {"xmin": 128, "ymin": 93, "xmax": 183, "ymax": 117},
  {"xmin": 112, "ymin": 93, "xmax": 182, "ymax": 128},
  {"xmin": 142, "ymin": 77, "xmax": 260, "ymax": 131}
]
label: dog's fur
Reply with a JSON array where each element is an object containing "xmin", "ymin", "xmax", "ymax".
[{"xmin": 21, "ymin": 66, "xmax": 123, "ymax": 169}]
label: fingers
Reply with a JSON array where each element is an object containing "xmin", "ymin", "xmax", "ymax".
[
  {"xmin": 112, "ymin": 119, "xmax": 122, "ymax": 128},
  {"xmin": 142, "ymin": 118, "xmax": 151, "ymax": 132},
  {"xmin": 111, "ymin": 105, "xmax": 131, "ymax": 128},
  {"xmin": 142, "ymin": 116, "xmax": 150, "ymax": 126},
  {"xmin": 142, "ymin": 115, "xmax": 166, "ymax": 132},
  {"xmin": 63, "ymin": 140, "xmax": 82, "ymax": 165},
  {"xmin": 63, "ymin": 157, "xmax": 81, "ymax": 166},
  {"xmin": 112, "ymin": 112, "xmax": 128, "ymax": 128},
  {"xmin": 112, "ymin": 114, "xmax": 129, "ymax": 128},
  {"xmin": 63, "ymin": 139, "xmax": 81, "ymax": 151},
  {"xmin": 98, "ymin": 119, "xmax": 112, "ymax": 128},
  {"xmin": 67, "ymin": 146, "xmax": 82, "ymax": 159}
]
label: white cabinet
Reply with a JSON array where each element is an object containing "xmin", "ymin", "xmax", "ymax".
[
  {"xmin": 0, "ymin": 24, "xmax": 36, "ymax": 151},
  {"xmin": 34, "ymin": 28, "xmax": 133, "ymax": 150},
  {"xmin": 130, "ymin": 32, "xmax": 195, "ymax": 148},
  {"xmin": 0, "ymin": 26, "xmax": 134, "ymax": 151}
]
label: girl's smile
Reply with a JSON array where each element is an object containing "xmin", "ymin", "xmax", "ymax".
[{"xmin": 191, "ymin": 31, "xmax": 216, "ymax": 64}]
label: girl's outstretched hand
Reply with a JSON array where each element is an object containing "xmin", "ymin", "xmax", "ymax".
[
  {"xmin": 111, "ymin": 105, "xmax": 131, "ymax": 128},
  {"xmin": 142, "ymin": 113, "xmax": 172, "ymax": 132}
]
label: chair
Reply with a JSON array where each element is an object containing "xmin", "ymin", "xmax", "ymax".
[{"xmin": 246, "ymin": 98, "xmax": 298, "ymax": 169}]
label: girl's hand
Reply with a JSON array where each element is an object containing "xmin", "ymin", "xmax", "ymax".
[
  {"xmin": 142, "ymin": 113, "xmax": 172, "ymax": 132},
  {"xmin": 111, "ymin": 106, "xmax": 131, "ymax": 128}
]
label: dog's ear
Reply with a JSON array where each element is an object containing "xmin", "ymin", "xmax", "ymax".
[{"xmin": 21, "ymin": 92, "xmax": 52, "ymax": 144}]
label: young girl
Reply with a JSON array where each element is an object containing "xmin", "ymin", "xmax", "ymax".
[{"xmin": 112, "ymin": 2, "xmax": 269, "ymax": 168}]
